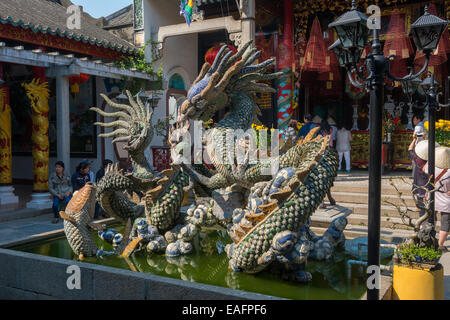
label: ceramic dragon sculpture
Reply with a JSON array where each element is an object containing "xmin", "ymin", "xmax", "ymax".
[
  {"xmin": 164, "ymin": 41, "xmax": 344, "ymax": 280},
  {"xmin": 69, "ymin": 41, "xmax": 345, "ymax": 283},
  {"xmin": 90, "ymin": 91, "xmax": 192, "ymax": 256}
]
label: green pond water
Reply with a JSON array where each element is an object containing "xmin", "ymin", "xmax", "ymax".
[{"xmin": 13, "ymin": 227, "xmax": 370, "ymax": 300}]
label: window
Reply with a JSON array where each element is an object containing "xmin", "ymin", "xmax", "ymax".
[{"xmin": 168, "ymin": 73, "xmax": 185, "ymax": 90}]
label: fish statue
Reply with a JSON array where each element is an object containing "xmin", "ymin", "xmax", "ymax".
[{"xmin": 60, "ymin": 182, "xmax": 114, "ymax": 260}]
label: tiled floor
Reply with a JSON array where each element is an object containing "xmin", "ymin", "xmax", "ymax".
[{"xmin": 0, "ymin": 214, "xmax": 63, "ymax": 247}]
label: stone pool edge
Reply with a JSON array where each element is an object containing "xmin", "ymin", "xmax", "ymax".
[{"xmin": 0, "ymin": 248, "xmax": 283, "ymax": 300}]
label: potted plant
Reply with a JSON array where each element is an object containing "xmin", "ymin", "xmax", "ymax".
[{"xmin": 385, "ymin": 177, "xmax": 445, "ymax": 300}]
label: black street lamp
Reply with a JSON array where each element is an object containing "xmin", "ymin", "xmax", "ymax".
[
  {"xmin": 328, "ymin": 1, "xmax": 448, "ymax": 300},
  {"xmin": 420, "ymin": 73, "xmax": 450, "ymax": 224}
]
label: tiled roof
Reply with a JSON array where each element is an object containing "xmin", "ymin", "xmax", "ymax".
[
  {"xmin": 103, "ymin": 5, "xmax": 133, "ymax": 28},
  {"xmin": 0, "ymin": 0, "xmax": 137, "ymax": 54}
]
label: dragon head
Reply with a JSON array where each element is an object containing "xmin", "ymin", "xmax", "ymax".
[
  {"xmin": 92, "ymin": 91, "xmax": 154, "ymax": 154},
  {"xmin": 179, "ymin": 41, "xmax": 281, "ymax": 123}
]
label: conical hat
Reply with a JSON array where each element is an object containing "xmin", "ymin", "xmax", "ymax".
[
  {"xmin": 312, "ymin": 115, "xmax": 322, "ymax": 124},
  {"xmin": 435, "ymin": 147, "xmax": 450, "ymax": 169},
  {"xmin": 415, "ymin": 140, "xmax": 440, "ymax": 160}
]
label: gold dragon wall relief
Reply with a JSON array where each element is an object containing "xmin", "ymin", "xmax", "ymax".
[
  {"xmin": 0, "ymin": 87, "xmax": 12, "ymax": 184},
  {"xmin": 22, "ymin": 79, "xmax": 51, "ymax": 192}
]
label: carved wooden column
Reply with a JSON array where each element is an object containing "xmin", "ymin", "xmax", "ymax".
[{"xmin": 25, "ymin": 67, "xmax": 53, "ymax": 209}]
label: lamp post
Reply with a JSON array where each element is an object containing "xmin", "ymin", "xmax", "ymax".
[
  {"xmin": 328, "ymin": 1, "xmax": 448, "ymax": 300},
  {"xmin": 115, "ymin": 92, "xmax": 128, "ymax": 103},
  {"xmin": 420, "ymin": 73, "xmax": 450, "ymax": 224},
  {"xmin": 401, "ymin": 77, "xmax": 421, "ymax": 130}
]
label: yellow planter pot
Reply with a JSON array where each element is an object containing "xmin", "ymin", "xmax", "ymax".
[{"xmin": 392, "ymin": 264, "xmax": 444, "ymax": 300}]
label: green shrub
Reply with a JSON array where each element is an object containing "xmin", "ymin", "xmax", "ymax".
[{"xmin": 396, "ymin": 243, "xmax": 442, "ymax": 265}]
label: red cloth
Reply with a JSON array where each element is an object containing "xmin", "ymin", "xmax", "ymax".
[
  {"xmin": 256, "ymin": 34, "xmax": 276, "ymax": 62},
  {"xmin": 277, "ymin": 0, "xmax": 294, "ymax": 70},
  {"xmin": 294, "ymin": 34, "xmax": 307, "ymax": 72},
  {"xmin": 317, "ymin": 29, "xmax": 342, "ymax": 97},
  {"xmin": 300, "ymin": 17, "xmax": 329, "ymax": 80},
  {"xmin": 383, "ymin": 9, "xmax": 414, "ymax": 78}
]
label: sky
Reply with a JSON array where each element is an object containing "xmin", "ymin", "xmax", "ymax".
[{"xmin": 71, "ymin": 0, "xmax": 133, "ymax": 18}]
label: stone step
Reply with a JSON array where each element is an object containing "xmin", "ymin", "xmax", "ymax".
[
  {"xmin": 331, "ymin": 181, "xmax": 412, "ymax": 196},
  {"xmin": 344, "ymin": 213, "xmax": 441, "ymax": 231},
  {"xmin": 332, "ymin": 202, "xmax": 421, "ymax": 219},
  {"xmin": 331, "ymin": 191, "xmax": 417, "ymax": 207},
  {"xmin": 309, "ymin": 225, "xmax": 414, "ymax": 244}
]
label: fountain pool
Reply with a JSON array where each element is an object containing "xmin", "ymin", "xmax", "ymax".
[{"xmin": 9, "ymin": 225, "xmax": 375, "ymax": 300}]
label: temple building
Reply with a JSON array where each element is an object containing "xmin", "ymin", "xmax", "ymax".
[
  {"xmin": 140, "ymin": 0, "xmax": 449, "ymax": 170},
  {"xmin": 0, "ymin": 0, "xmax": 152, "ymax": 210}
]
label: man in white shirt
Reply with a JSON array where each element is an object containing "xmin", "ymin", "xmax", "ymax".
[{"xmin": 412, "ymin": 114, "xmax": 426, "ymax": 179}]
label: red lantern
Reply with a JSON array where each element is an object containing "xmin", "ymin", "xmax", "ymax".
[
  {"xmin": 205, "ymin": 45, "xmax": 237, "ymax": 66},
  {"xmin": 69, "ymin": 73, "xmax": 90, "ymax": 85}
]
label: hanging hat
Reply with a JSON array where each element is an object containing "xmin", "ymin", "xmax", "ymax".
[
  {"xmin": 435, "ymin": 147, "xmax": 450, "ymax": 169},
  {"xmin": 312, "ymin": 115, "xmax": 322, "ymax": 124},
  {"xmin": 327, "ymin": 117, "xmax": 336, "ymax": 126},
  {"xmin": 415, "ymin": 140, "xmax": 440, "ymax": 161}
]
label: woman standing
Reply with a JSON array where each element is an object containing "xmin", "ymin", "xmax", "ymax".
[
  {"xmin": 424, "ymin": 147, "xmax": 450, "ymax": 252},
  {"xmin": 336, "ymin": 125, "xmax": 353, "ymax": 173}
]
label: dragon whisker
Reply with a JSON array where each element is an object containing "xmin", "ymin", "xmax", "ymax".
[
  {"xmin": 193, "ymin": 63, "xmax": 211, "ymax": 86},
  {"xmin": 112, "ymin": 136, "xmax": 131, "ymax": 144},
  {"xmin": 216, "ymin": 50, "xmax": 234, "ymax": 76},
  {"xmin": 100, "ymin": 94, "xmax": 135, "ymax": 116},
  {"xmin": 135, "ymin": 94, "xmax": 147, "ymax": 118},
  {"xmin": 244, "ymin": 51, "xmax": 262, "ymax": 67},
  {"xmin": 224, "ymin": 40, "xmax": 253, "ymax": 70},
  {"xmin": 98, "ymin": 128, "xmax": 129, "ymax": 138},
  {"xmin": 126, "ymin": 90, "xmax": 142, "ymax": 118},
  {"xmin": 94, "ymin": 120, "xmax": 130, "ymax": 128},
  {"xmin": 90, "ymin": 107, "xmax": 131, "ymax": 120},
  {"xmin": 209, "ymin": 45, "xmax": 229, "ymax": 74}
]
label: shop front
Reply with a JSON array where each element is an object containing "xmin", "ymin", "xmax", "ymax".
[{"xmin": 252, "ymin": 0, "xmax": 450, "ymax": 169}]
